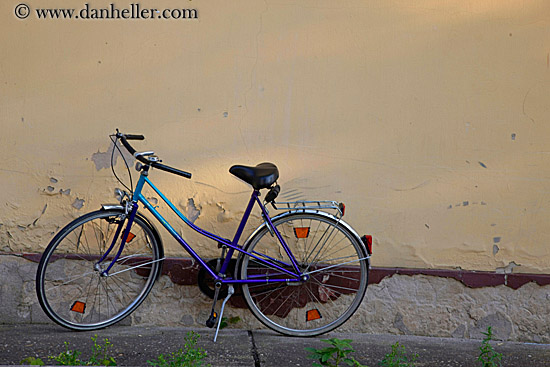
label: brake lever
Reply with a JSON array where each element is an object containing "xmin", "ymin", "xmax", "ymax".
[{"xmin": 134, "ymin": 151, "xmax": 155, "ymax": 158}]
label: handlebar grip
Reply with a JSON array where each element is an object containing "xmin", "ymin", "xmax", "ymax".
[
  {"xmin": 125, "ymin": 134, "xmax": 145, "ymax": 140},
  {"xmin": 151, "ymin": 162, "xmax": 192, "ymax": 179}
]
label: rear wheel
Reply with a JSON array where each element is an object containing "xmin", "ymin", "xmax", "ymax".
[
  {"xmin": 36, "ymin": 209, "xmax": 162, "ymax": 330},
  {"xmin": 238, "ymin": 212, "xmax": 369, "ymax": 336}
]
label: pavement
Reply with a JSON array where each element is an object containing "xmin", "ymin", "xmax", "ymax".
[{"xmin": 1, "ymin": 324, "xmax": 550, "ymax": 366}]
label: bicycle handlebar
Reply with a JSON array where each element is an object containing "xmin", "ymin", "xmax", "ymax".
[{"xmin": 116, "ymin": 131, "xmax": 192, "ymax": 179}]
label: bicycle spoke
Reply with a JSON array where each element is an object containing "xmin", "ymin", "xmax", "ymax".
[{"xmin": 44, "ymin": 270, "xmax": 98, "ymax": 292}]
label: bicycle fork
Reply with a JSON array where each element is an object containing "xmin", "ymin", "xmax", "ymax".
[{"xmin": 96, "ymin": 202, "xmax": 138, "ymax": 276}]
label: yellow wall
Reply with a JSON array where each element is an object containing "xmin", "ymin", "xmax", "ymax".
[{"xmin": 2, "ymin": 0, "xmax": 550, "ymax": 273}]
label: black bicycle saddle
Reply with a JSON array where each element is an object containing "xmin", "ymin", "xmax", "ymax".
[{"xmin": 229, "ymin": 162, "xmax": 279, "ymax": 190}]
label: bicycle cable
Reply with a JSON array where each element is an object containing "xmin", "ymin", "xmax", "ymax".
[{"xmin": 109, "ymin": 134, "xmax": 133, "ymax": 194}]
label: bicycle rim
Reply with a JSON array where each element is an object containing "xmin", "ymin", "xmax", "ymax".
[
  {"xmin": 239, "ymin": 212, "xmax": 369, "ymax": 336},
  {"xmin": 36, "ymin": 209, "xmax": 161, "ymax": 330}
]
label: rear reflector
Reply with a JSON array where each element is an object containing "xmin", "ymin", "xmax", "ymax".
[
  {"xmin": 338, "ymin": 203, "xmax": 346, "ymax": 216},
  {"xmin": 361, "ymin": 235, "xmax": 373, "ymax": 255}
]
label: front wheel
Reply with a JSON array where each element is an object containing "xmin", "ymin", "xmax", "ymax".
[
  {"xmin": 36, "ymin": 209, "xmax": 163, "ymax": 330},
  {"xmin": 238, "ymin": 212, "xmax": 369, "ymax": 336}
]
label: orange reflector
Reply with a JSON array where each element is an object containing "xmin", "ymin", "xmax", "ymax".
[
  {"xmin": 294, "ymin": 227, "xmax": 310, "ymax": 239},
  {"xmin": 306, "ymin": 309, "xmax": 322, "ymax": 322},
  {"xmin": 125, "ymin": 232, "xmax": 136, "ymax": 243},
  {"xmin": 70, "ymin": 301, "xmax": 86, "ymax": 314}
]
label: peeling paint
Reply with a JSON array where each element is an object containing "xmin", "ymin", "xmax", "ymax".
[
  {"xmin": 478, "ymin": 161, "xmax": 487, "ymax": 168},
  {"xmin": 49, "ymin": 177, "xmax": 58, "ymax": 184},
  {"xmin": 46, "ymin": 186, "xmax": 55, "ymax": 192},
  {"xmin": 60, "ymin": 189, "xmax": 71, "ymax": 195},
  {"xmin": 493, "ymin": 245, "xmax": 499, "ymax": 255},
  {"xmin": 32, "ymin": 204, "xmax": 47, "ymax": 226},
  {"xmin": 496, "ymin": 261, "xmax": 520, "ymax": 274},
  {"xmin": 91, "ymin": 143, "xmax": 133, "ymax": 170},
  {"xmin": 493, "ymin": 237, "xmax": 501, "ymax": 243},
  {"xmin": 91, "ymin": 147, "xmax": 114, "ymax": 170},
  {"xmin": 186, "ymin": 198, "xmax": 201, "ymax": 223},
  {"xmin": 72, "ymin": 198, "xmax": 85, "ymax": 210},
  {"xmin": 216, "ymin": 203, "xmax": 232, "ymax": 223},
  {"xmin": 448, "ymin": 201, "xmax": 487, "ymax": 209}
]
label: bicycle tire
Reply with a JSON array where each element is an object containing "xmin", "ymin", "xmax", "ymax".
[
  {"xmin": 36, "ymin": 209, "xmax": 163, "ymax": 330},
  {"xmin": 238, "ymin": 212, "xmax": 369, "ymax": 336}
]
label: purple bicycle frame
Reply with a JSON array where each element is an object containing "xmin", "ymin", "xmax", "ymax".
[{"xmin": 99, "ymin": 173, "xmax": 304, "ymax": 285}]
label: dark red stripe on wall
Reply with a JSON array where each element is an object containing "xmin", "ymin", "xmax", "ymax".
[
  {"xmin": 20, "ymin": 253, "xmax": 550, "ymax": 290},
  {"xmin": 369, "ymin": 267, "xmax": 550, "ymax": 290}
]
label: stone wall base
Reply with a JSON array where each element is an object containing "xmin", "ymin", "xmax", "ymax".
[{"xmin": 2, "ymin": 254, "xmax": 548, "ymax": 342}]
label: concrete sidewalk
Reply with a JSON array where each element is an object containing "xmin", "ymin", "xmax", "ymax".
[{"xmin": 1, "ymin": 324, "xmax": 549, "ymax": 366}]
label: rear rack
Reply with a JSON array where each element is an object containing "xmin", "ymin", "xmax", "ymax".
[{"xmin": 272, "ymin": 200, "xmax": 345, "ymax": 218}]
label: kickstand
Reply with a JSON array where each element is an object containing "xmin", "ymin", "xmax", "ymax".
[{"xmin": 213, "ymin": 285, "xmax": 235, "ymax": 342}]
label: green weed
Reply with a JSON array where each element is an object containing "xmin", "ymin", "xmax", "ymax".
[
  {"xmin": 219, "ymin": 316, "xmax": 241, "ymax": 330},
  {"xmin": 49, "ymin": 341, "xmax": 84, "ymax": 366},
  {"xmin": 306, "ymin": 338, "xmax": 368, "ymax": 367},
  {"xmin": 21, "ymin": 334, "xmax": 116, "ymax": 366},
  {"xmin": 20, "ymin": 356, "xmax": 45, "ymax": 365},
  {"xmin": 379, "ymin": 342, "xmax": 417, "ymax": 367},
  {"xmin": 147, "ymin": 331, "xmax": 209, "ymax": 367},
  {"xmin": 478, "ymin": 326, "xmax": 503, "ymax": 367}
]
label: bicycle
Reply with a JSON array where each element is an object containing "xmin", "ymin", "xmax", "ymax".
[{"xmin": 36, "ymin": 130, "xmax": 372, "ymax": 340}]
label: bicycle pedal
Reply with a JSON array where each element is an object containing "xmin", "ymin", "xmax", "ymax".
[{"xmin": 206, "ymin": 312, "xmax": 218, "ymax": 328}]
